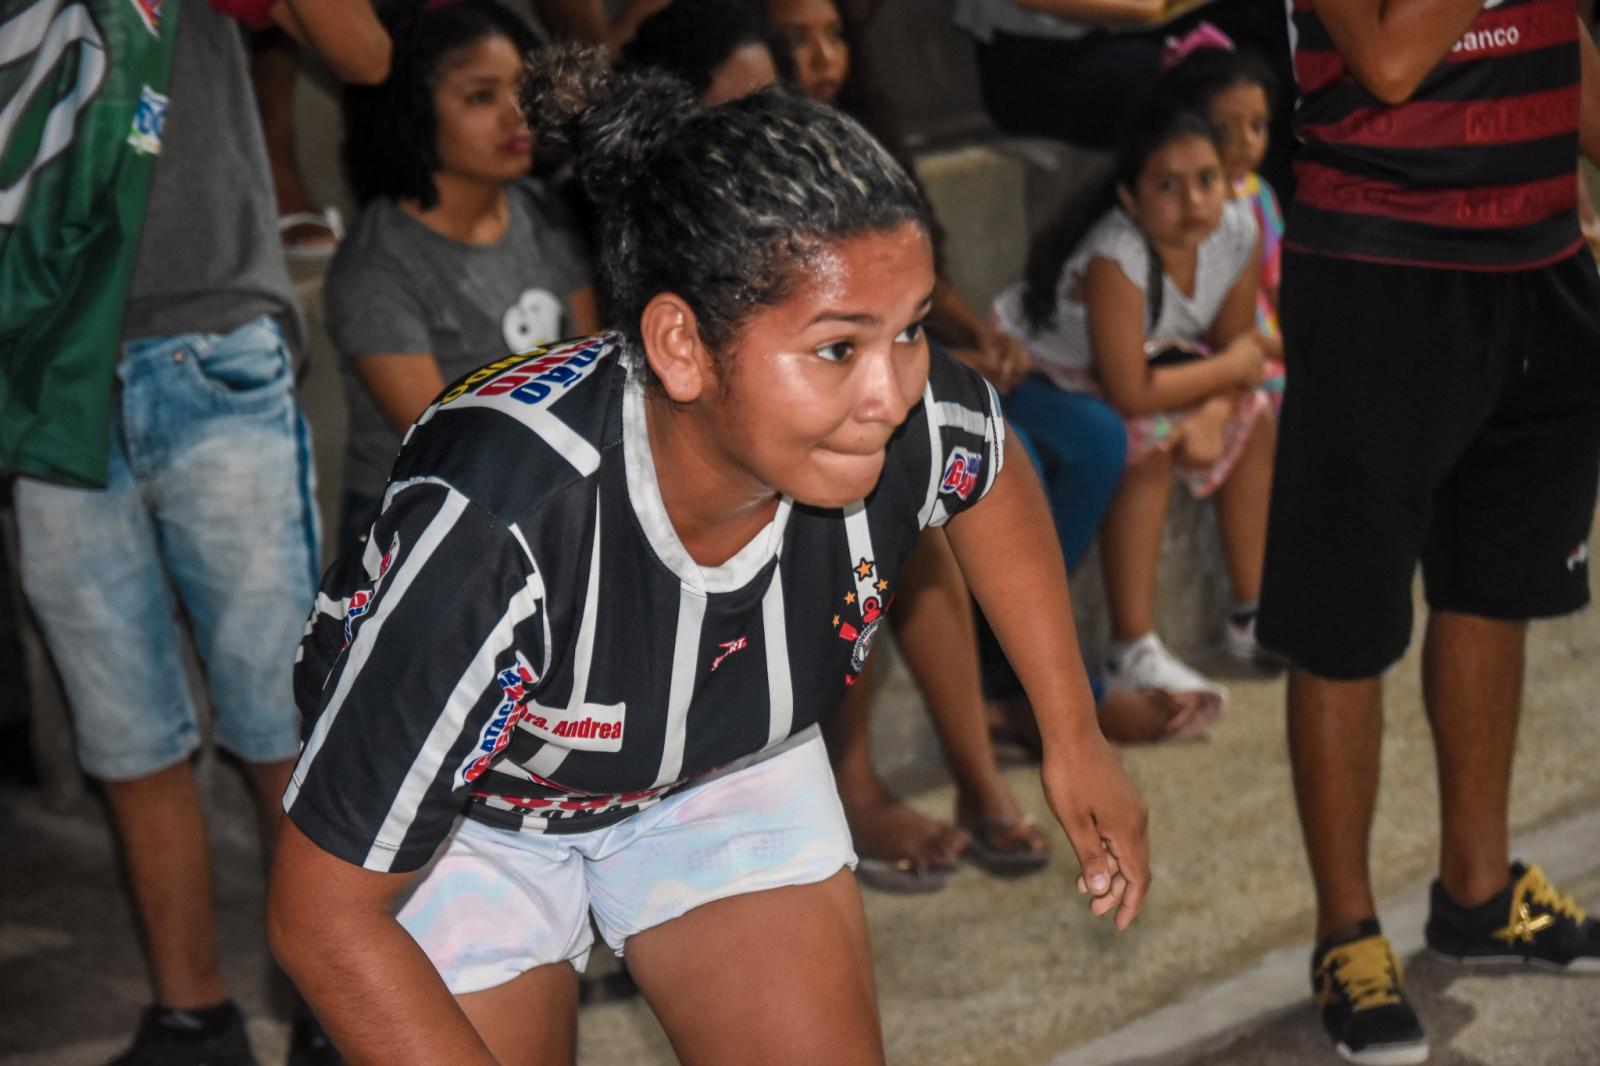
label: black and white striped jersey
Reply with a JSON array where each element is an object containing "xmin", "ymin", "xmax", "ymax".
[{"xmin": 288, "ymin": 334, "xmax": 1005, "ymax": 872}]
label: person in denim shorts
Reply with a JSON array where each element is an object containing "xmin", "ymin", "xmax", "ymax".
[{"xmin": 12, "ymin": 3, "xmax": 387, "ymax": 1064}]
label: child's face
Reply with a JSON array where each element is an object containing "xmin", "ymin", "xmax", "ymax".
[
  {"xmin": 1121, "ymin": 135, "xmax": 1227, "ymax": 252},
  {"xmin": 1208, "ymin": 83, "xmax": 1269, "ymax": 185},
  {"xmin": 769, "ymin": 0, "xmax": 850, "ymax": 104}
]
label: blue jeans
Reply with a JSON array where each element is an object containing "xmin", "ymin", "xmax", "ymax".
[
  {"xmin": 980, "ymin": 378, "xmax": 1127, "ymax": 699},
  {"xmin": 15, "ymin": 315, "xmax": 319, "ymax": 780}
]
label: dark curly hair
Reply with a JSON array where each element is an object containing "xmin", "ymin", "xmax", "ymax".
[
  {"xmin": 521, "ymin": 44, "xmax": 932, "ymax": 368},
  {"xmin": 621, "ymin": 0, "xmax": 775, "ymax": 101},
  {"xmin": 341, "ymin": 0, "xmax": 541, "ymax": 209}
]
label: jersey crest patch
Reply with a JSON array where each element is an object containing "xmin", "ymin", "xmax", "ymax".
[{"xmin": 939, "ymin": 446, "xmax": 982, "ymax": 500}]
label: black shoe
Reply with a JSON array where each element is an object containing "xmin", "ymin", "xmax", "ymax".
[
  {"xmin": 287, "ymin": 1016, "xmax": 345, "ymax": 1066},
  {"xmin": 106, "ymin": 1003, "xmax": 256, "ymax": 1066},
  {"xmin": 1426, "ymin": 861, "xmax": 1600, "ymax": 973},
  {"xmin": 1311, "ymin": 920, "xmax": 1429, "ymax": 1065}
]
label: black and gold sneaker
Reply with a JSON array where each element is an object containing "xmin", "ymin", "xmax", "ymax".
[
  {"xmin": 1426, "ymin": 861, "xmax": 1600, "ymax": 972},
  {"xmin": 1312, "ymin": 920, "xmax": 1429, "ymax": 1065}
]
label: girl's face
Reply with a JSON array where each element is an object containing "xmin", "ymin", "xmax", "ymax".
[
  {"xmin": 1208, "ymin": 82, "xmax": 1269, "ymax": 185},
  {"xmin": 431, "ymin": 35, "xmax": 533, "ymax": 187},
  {"xmin": 703, "ymin": 42, "xmax": 779, "ymax": 106},
  {"xmin": 701, "ymin": 222, "xmax": 935, "ymax": 508},
  {"xmin": 768, "ymin": 0, "xmax": 850, "ymax": 104},
  {"xmin": 1120, "ymin": 135, "xmax": 1227, "ymax": 252}
]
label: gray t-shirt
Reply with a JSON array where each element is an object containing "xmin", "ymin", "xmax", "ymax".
[
  {"xmin": 325, "ymin": 180, "xmax": 591, "ymax": 501},
  {"xmin": 123, "ymin": 1, "xmax": 303, "ymax": 353}
]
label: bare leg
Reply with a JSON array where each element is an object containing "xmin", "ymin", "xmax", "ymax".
[
  {"xmin": 456, "ymin": 963, "xmax": 580, "ymax": 1066},
  {"xmin": 820, "ymin": 656, "xmax": 967, "ymax": 868},
  {"xmin": 1423, "ymin": 611, "xmax": 1526, "ymax": 906},
  {"xmin": 245, "ymin": 757, "xmax": 296, "ymax": 869},
  {"xmin": 1287, "ymin": 670, "xmax": 1385, "ymax": 941},
  {"xmin": 892, "ymin": 531, "xmax": 1046, "ymax": 854},
  {"xmin": 103, "ymin": 760, "xmax": 227, "ymax": 1009},
  {"xmin": 1099, "ymin": 449, "xmax": 1174, "ymax": 642},
  {"xmin": 1173, "ymin": 394, "xmax": 1234, "ymax": 469},
  {"xmin": 1212, "ymin": 410, "xmax": 1276, "ymax": 605},
  {"xmin": 626, "ymin": 870, "xmax": 884, "ymax": 1065}
]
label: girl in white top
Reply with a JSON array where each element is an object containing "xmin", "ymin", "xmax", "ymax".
[{"xmin": 993, "ymin": 100, "xmax": 1276, "ymax": 698}]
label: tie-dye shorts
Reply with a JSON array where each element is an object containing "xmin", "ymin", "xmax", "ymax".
[{"xmin": 393, "ymin": 727, "xmax": 855, "ymax": 993}]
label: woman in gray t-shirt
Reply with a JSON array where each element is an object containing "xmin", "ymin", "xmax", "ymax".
[{"xmin": 326, "ymin": 0, "xmax": 598, "ymax": 548}]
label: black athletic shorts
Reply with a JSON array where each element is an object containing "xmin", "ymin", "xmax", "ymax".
[{"xmin": 1257, "ymin": 249, "xmax": 1600, "ymax": 680}]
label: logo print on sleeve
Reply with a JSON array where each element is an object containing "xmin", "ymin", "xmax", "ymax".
[
  {"xmin": 457, "ymin": 652, "xmax": 541, "ymax": 787},
  {"xmin": 438, "ymin": 336, "xmax": 611, "ymax": 408},
  {"xmin": 342, "ymin": 534, "xmax": 401, "ymax": 648},
  {"xmin": 940, "ymin": 447, "xmax": 982, "ymax": 501}
]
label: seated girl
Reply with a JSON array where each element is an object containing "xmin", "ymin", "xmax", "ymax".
[
  {"xmin": 325, "ymin": 0, "xmax": 600, "ymax": 551},
  {"xmin": 994, "ymin": 98, "xmax": 1277, "ymax": 700}
]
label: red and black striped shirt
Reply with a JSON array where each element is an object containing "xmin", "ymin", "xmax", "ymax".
[{"xmin": 1289, "ymin": 0, "xmax": 1584, "ymax": 271}]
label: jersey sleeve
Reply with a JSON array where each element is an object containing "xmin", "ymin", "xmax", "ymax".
[
  {"xmin": 288, "ymin": 480, "xmax": 550, "ymax": 873},
  {"xmin": 898, "ymin": 343, "xmax": 1007, "ymax": 529}
]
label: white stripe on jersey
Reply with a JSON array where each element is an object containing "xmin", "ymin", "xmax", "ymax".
[
  {"xmin": 843, "ymin": 502, "xmax": 880, "ymax": 608},
  {"xmin": 979, "ymin": 379, "xmax": 1005, "ymax": 499},
  {"xmin": 917, "ymin": 380, "xmax": 942, "ymax": 529},
  {"xmin": 519, "ymin": 494, "xmax": 612, "ymax": 781},
  {"xmin": 654, "ymin": 588, "xmax": 708, "ymax": 786},
  {"xmin": 761, "ymin": 571, "xmax": 793, "ymax": 747},
  {"xmin": 936, "ymin": 399, "xmax": 990, "ymax": 438},
  {"xmin": 286, "ymin": 486, "xmax": 470, "ymax": 808},
  {"xmin": 362, "ymin": 568, "xmax": 545, "ymax": 871}
]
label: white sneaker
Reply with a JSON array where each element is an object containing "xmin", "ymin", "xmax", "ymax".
[
  {"xmin": 1105, "ymin": 633, "xmax": 1227, "ymax": 699},
  {"xmin": 1224, "ymin": 614, "xmax": 1289, "ymax": 668}
]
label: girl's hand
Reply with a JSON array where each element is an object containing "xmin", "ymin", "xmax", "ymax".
[{"xmin": 1040, "ymin": 733, "xmax": 1151, "ymax": 930}]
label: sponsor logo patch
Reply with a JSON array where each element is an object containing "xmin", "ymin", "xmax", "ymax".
[
  {"xmin": 126, "ymin": 85, "xmax": 167, "ymax": 155},
  {"xmin": 342, "ymin": 534, "xmax": 400, "ymax": 648},
  {"xmin": 439, "ymin": 336, "xmax": 608, "ymax": 407},
  {"xmin": 939, "ymin": 446, "xmax": 982, "ymax": 500},
  {"xmin": 458, "ymin": 653, "xmax": 540, "ymax": 786},
  {"xmin": 127, "ymin": 0, "xmax": 163, "ymax": 36}
]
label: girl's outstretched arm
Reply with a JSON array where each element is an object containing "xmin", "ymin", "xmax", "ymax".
[
  {"xmin": 268, "ymin": 820, "xmax": 499, "ymax": 1065},
  {"xmin": 1086, "ymin": 257, "xmax": 1263, "ymax": 417},
  {"xmin": 944, "ymin": 444, "xmax": 1151, "ymax": 929}
]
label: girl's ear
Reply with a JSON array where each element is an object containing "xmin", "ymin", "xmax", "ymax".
[
  {"xmin": 640, "ymin": 293, "xmax": 715, "ymax": 404},
  {"xmin": 1116, "ymin": 182, "xmax": 1138, "ymax": 221}
]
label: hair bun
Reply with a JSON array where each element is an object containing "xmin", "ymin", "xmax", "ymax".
[{"xmin": 521, "ymin": 43, "xmax": 698, "ymax": 210}]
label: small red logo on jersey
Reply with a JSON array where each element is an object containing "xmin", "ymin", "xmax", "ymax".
[
  {"xmin": 940, "ymin": 447, "xmax": 981, "ymax": 500},
  {"xmin": 710, "ymin": 636, "xmax": 748, "ymax": 672}
]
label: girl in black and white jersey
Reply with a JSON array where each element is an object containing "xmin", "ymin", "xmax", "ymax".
[{"xmin": 269, "ymin": 46, "xmax": 1148, "ymax": 1064}]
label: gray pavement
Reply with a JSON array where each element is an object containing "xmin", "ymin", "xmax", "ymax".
[{"xmin": 3, "ymin": 572, "xmax": 1598, "ymax": 1065}]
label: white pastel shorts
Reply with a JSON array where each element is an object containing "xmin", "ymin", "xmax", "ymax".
[{"xmin": 394, "ymin": 727, "xmax": 855, "ymax": 994}]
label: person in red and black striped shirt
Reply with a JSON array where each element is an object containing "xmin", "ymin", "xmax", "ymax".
[{"xmin": 1257, "ymin": 3, "xmax": 1600, "ymax": 1063}]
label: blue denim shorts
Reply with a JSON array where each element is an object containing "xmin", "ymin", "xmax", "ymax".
[{"xmin": 15, "ymin": 315, "xmax": 320, "ymax": 780}]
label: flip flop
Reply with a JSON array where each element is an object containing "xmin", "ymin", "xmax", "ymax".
[
  {"xmin": 854, "ymin": 856, "xmax": 958, "ymax": 894},
  {"xmin": 960, "ymin": 814, "xmax": 1050, "ymax": 878},
  {"xmin": 279, "ymin": 206, "xmax": 344, "ymax": 260}
]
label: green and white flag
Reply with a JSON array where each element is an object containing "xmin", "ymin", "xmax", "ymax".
[{"xmin": 0, "ymin": 0, "xmax": 178, "ymax": 487}]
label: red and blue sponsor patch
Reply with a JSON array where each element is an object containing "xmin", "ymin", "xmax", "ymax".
[
  {"xmin": 939, "ymin": 446, "xmax": 982, "ymax": 500},
  {"xmin": 128, "ymin": 0, "xmax": 163, "ymax": 36},
  {"xmin": 342, "ymin": 535, "xmax": 399, "ymax": 648},
  {"xmin": 458, "ymin": 654, "xmax": 540, "ymax": 787},
  {"xmin": 438, "ymin": 336, "xmax": 611, "ymax": 409}
]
